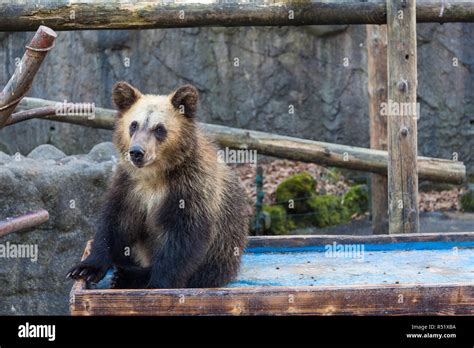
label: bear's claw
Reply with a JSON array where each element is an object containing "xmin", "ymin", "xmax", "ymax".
[{"xmin": 67, "ymin": 262, "xmax": 106, "ymax": 284}]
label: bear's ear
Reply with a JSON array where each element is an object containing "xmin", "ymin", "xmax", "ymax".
[
  {"xmin": 171, "ymin": 85, "xmax": 199, "ymax": 119},
  {"xmin": 112, "ymin": 81, "xmax": 141, "ymax": 112}
]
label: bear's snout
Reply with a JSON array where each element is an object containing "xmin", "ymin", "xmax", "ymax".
[{"xmin": 129, "ymin": 145, "xmax": 145, "ymax": 167}]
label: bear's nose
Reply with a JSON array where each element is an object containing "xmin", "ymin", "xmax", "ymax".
[{"xmin": 129, "ymin": 146, "xmax": 145, "ymax": 163}]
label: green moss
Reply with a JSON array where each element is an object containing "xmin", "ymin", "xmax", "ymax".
[
  {"xmin": 307, "ymin": 195, "xmax": 351, "ymax": 228},
  {"xmin": 460, "ymin": 189, "xmax": 474, "ymax": 212},
  {"xmin": 342, "ymin": 184, "xmax": 369, "ymax": 215},
  {"xmin": 265, "ymin": 172, "xmax": 366, "ymax": 232},
  {"xmin": 262, "ymin": 205, "xmax": 288, "ymax": 235},
  {"xmin": 275, "ymin": 172, "xmax": 316, "ymax": 213},
  {"xmin": 287, "ymin": 213, "xmax": 313, "ymax": 230}
]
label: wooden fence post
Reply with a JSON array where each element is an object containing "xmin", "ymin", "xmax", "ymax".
[
  {"xmin": 367, "ymin": 25, "xmax": 389, "ymax": 234},
  {"xmin": 386, "ymin": 0, "xmax": 419, "ymax": 234}
]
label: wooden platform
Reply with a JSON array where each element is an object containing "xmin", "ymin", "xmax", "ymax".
[{"xmin": 70, "ymin": 232, "xmax": 474, "ymax": 316}]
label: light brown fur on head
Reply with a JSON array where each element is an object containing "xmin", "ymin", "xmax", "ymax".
[
  {"xmin": 111, "ymin": 82, "xmax": 226, "ymax": 229},
  {"xmin": 112, "ymin": 82, "xmax": 199, "ymax": 178}
]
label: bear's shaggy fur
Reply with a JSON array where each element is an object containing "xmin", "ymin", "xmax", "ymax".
[{"xmin": 67, "ymin": 82, "xmax": 248, "ymax": 289}]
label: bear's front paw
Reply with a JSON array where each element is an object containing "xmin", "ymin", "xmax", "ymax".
[
  {"xmin": 110, "ymin": 268, "xmax": 126, "ymax": 289},
  {"xmin": 66, "ymin": 262, "xmax": 107, "ymax": 284}
]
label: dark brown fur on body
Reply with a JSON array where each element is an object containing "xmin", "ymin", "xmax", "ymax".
[{"xmin": 67, "ymin": 83, "xmax": 248, "ymax": 288}]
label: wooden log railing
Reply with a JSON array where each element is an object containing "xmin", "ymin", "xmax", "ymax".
[
  {"xmin": 0, "ymin": 1, "xmax": 474, "ymax": 31},
  {"xmin": 8, "ymin": 96, "xmax": 466, "ymax": 185},
  {"xmin": 0, "ymin": 209, "xmax": 49, "ymax": 237}
]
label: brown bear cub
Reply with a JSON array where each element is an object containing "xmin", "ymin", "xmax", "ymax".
[{"xmin": 67, "ymin": 82, "xmax": 248, "ymax": 289}]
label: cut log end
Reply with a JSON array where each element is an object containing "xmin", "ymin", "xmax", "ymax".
[
  {"xmin": 29, "ymin": 25, "xmax": 57, "ymax": 50},
  {"xmin": 38, "ymin": 25, "xmax": 57, "ymax": 37}
]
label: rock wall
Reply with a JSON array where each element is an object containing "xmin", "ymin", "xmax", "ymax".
[
  {"xmin": 0, "ymin": 24, "xmax": 472, "ymax": 173},
  {"xmin": 0, "ymin": 143, "xmax": 117, "ymax": 315}
]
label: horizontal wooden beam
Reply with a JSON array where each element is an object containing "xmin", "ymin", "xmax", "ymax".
[
  {"xmin": 13, "ymin": 97, "xmax": 116, "ymax": 129},
  {"xmin": 70, "ymin": 282, "xmax": 474, "ymax": 315},
  {"xmin": 13, "ymin": 97, "xmax": 466, "ymax": 184},
  {"xmin": 1, "ymin": 1, "xmax": 474, "ymax": 31},
  {"xmin": 209, "ymin": 123, "xmax": 465, "ymax": 184}
]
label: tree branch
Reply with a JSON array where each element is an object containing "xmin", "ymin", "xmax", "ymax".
[
  {"xmin": 0, "ymin": 25, "xmax": 57, "ymax": 128},
  {"xmin": 5, "ymin": 106, "xmax": 57, "ymax": 126}
]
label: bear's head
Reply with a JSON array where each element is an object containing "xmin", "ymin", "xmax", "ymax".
[{"xmin": 112, "ymin": 81, "xmax": 199, "ymax": 171}]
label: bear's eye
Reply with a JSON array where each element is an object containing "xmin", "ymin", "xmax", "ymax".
[
  {"xmin": 153, "ymin": 124, "xmax": 167, "ymax": 140},
  {"xmin": 129, "ymin": 121, "xmax": 138, "ymax": 135}
]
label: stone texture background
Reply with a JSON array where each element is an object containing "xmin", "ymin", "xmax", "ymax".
[
  {"xmin": 0, "ymin": 143, "xmax": 117, "ymax": 315},
  {"xmin": 0, "ymin": 24, "xmax": 472, "ymax": 173}
]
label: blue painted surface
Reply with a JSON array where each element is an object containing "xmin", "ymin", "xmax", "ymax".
[
  {"xmin": 245, "ymin": 240, "xmax": 474, "ymax": 254},
  {"xmin": 228, "ymin": 245, "xmax": 474, "ymax": 287},
  {"xmin": 90, "ymin": 241, "xmax": 474, "ymax": 289}
]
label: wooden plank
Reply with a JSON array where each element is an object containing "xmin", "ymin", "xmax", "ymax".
[
  {"xmin": 367, "ymin": 24, "xmax": 389, "ymax": 235},
  {"xmin": 1, "ymin": 1, "xmax": 474, "ymax": 31},
  {"xmin": 70, "ymin": 283, "xmax": 474, "ymax": 316},
  {"xmin": 387, "ymin": 0, "xmax": 419, "ymax": 234},
  {"xmin": 11, "ymin": 97, "xmax": 466, "ymax": 184},
  {"xmin": 248, "ymin": 232, "xmax": 474, "ymax": 248}
]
